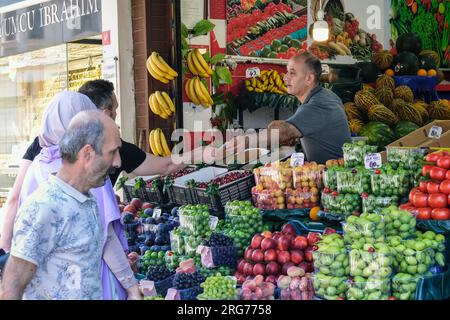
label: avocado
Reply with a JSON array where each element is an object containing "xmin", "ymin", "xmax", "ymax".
[
  {"xmin": 262, "ymin": 46, "xmax": 272, "ymax": 57},
  {"xmin": 248, "ymin": 51, "xmax": 258, "ymax": 57},
  {"xmin": 271, "ymin": 39, "xmax": 281, "ymax": 49},
  {"xmin": 279, "ymin": 45, "xmax": 289, "ymax": 53},
  {"xmin": 268, "ymin": 52, "xmax": 278, "ymax": 59},
  {"xmin": 283, "ymin": 36, "xmax": 292, "ymax": 45}
]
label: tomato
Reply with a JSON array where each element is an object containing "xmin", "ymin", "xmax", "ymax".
[
  {"xmin": 409, "ymin": 188, "xmax": 421, "ymax": 203},
  {"xmin": 426, "ymin": 151, "xmax": 448, "ymax": 163},
  {"xmin": 419, "ymin": 181, "xmax": 429, "ymax": 193},
  {"xmin": 428, "ymin": 193, "xmax": 448, "ymax": 208},
  {"xmin": 437, "ymin": 156, "xmax": 450, "ymax": 169},
  {"xmin": 431, "ymin": 208, "xmax": 450, "ymax": 220},
  {"xmin": 416, "ymin": 207, "xmax": 432, "ymax": 220},
  {"xmin": 427, "ymin": 181, "xmax": 441, "ymax": 194},
  {"xmin": 440, "ymin": 180, "xmax": 450, "ymax": 194},
  {"xmin": 399, "ymin": 202, "xmax": 413, "ymax": 210},
  {"xmin": 412, "ymin": 192, "xmax": 429, "ymax": 208},
  {"xmin": 446, "ymin": 170, "xmax": 450, "ymax": 180},
  {"xmin": 430, "ymin": 166, "xmax": 447, "ymax": 181},
  {"xmin": 422, "ymin": 165, "xmax": 435, "ymax": 177}
]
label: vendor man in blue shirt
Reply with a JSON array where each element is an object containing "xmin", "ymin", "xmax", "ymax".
[{"xmin": 223, "ymin": 52, "xmax": 351, "ymax": 164}]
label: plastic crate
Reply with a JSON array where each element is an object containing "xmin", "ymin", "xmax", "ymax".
[
  {"xmin": 124, "ymin": 175, "xmax": 164, "ymax": 203},
  {"xmin": 167, "ymin": 186, "xmax": 196, "ymax": 206},
  {"xmin": 193, "ymin": 171, "xmax": 255, "ymax": 211}
]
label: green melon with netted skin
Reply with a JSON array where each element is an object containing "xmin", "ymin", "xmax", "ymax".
[
  {"xmin": 375, "ymin": 86, "xmax": 394, "ymax": 106},
  {"xmin": 376, "ymin": 75, "xmax": 395, "ymax": 91},
  {"xmin": 368, "ymin": 104, "xmax": 399, "ymax": 126}
]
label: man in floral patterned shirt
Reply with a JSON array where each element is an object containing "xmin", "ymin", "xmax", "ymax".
[{"xmin": 0, "ymin": 111, "xmax": 122, "ymax": 300}]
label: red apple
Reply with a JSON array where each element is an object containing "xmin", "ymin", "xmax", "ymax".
[
  {"xmin": 278, "ymin": 235, "xmax": 291, "ymax": 251},
  {"xmin": 304, "ymin": 249, "xmax": 314, "ymax": 262},
  {"xmin": 264, "ymin": 249, "xmax": 277, "ymax": 262},
  {"xmin": 307, "ymin": 232, "xmax": 321, "ymax": 246},
  {"xmin": 235, "ymin": 273, "xmax": 246, "ymax": 285},
  {"xmin": 290, "ymin": 250, "xmax": 305, "ymax": 264},
  {"xmin": 272, "ymin": 232, "xmax": 282, "ymax": 244},
  {"xmin": 281, "ymin": 223, "xmax": 296, "ymax": 236},
  {"xmin": 237, "ymin": 259, "xmax": 246, "ymax": 274},
  {"xmin": 251, "ymin": 234, "xmax": 264, "ymax": 249},
  {"xmin": 291, "ymin": 236, "xmax": 308, "ymax": 250},
  {"xmin": 243, "ymin": 262, "xmax": 254, "ymax": 276},
  {"xmin": 261, "ymin": 231, "xmax": 272, "ymax": 239},
  {"xmin": 253, "ymin": 263, "xmax": 266, "ymax": 276},
  {"xmin": 265, "ymin": 275, "xmax": 278, "ymax": 285},
  {"xmin": 281, "ymin": 262, "xmax": 295, "ymax": 275},
  {"xmin": 130, "ymin": 198, "xmax": 142, "ymax": 210},
  {"xmin": 265, "ymin": 262, "xmax": 280, "ymax": 275},
  {"xmin": 142, "ymin": 202, "xmax": 154, "ymax": 210},
  {"xmin": 277, "ymin": 251, "xmax": 291, "ymax": 264},
  {"xmin": 123, "ymin": 204, "xmax": 136, "ymax": 214},
  {"xmin": 244, "ymin": 248, "xmax": 255, "ymax": 261},
  {"xmin": 251, "ymin": 249, "xmax": 264, "ymax": 263},
  {"xmin": 261, "ymin": 238, "xmax": 276, "ymax": 250}
]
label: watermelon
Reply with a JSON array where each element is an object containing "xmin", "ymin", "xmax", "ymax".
[
  {"xmin": 392, "ymin": 52, "xmax": 420, "ymax": 76},
  {"xmin": 359, "ymin": 122, "xmax": 396, "ymax": 148},
  {"xmin": 396, "ymin": 33, "xmax": 422, "ymax": 55},
  {"xmin": 356, "ymin": 62, "xmax": 381, "ymax": 83},
  {"xmin": 394, "ymin": 121, "xmax": 419, "ymax": 139}
]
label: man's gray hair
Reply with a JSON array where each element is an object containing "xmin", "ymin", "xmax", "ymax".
[{"xmin": 59, "ymin": 111, "xmax": 105, "ymax": 163}]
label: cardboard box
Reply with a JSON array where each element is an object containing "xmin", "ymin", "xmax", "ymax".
[{"xmin": 388, "ymin": 120, "xmax": 450, "ymax": 148}]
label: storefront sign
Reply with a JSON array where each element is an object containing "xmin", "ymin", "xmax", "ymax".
[{"xmin": 0, "ymin": 0, "xmax": 102, "ymax": 57}]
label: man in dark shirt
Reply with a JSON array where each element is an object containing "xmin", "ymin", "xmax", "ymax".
[{"xmin": 23, "ymin": 80, "xmax": 186, "ymax": 185}]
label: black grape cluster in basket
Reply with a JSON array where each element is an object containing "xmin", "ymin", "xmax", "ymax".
[
  {"xmin": 173, "ymin": 271, "xmax": 205, "ymax": 290},
  {"xmin": 202, "ymin": 233, "xmax": 234, "ymax": 247},
  {"xmin": 147, "ymin": 266, "xmax": 174, "ymax": 282}
]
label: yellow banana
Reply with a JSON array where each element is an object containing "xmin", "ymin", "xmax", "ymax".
[
  {"xmin": 251, "ymin": 77, "xmax": 257, "ymax": 88},
  {"xmin": 187, "ymin": 51, "xmax": 200, "ymax": 76},
  {"xmin": 267, "ymin": 70, "xmax": 273, "ymax": 77},
  {"xmin": 153, "ymin": 128, "xmax": 164, "ymax": 156},
  {"xmin": 194, "ymin": 77, "xmax": 213, "ymax": 107},
  {"xmin": 246, "ymin": 86, "xmax": 254, "ymax": 92},
  {"xmin": 161, "ymin": 92, "xmax": 175, "ymax": 113},
  {"xmin": 190, "ymin": 50, "xmax": 209, "ymax": 77},
  {"xmin": 254, "ymin": 88, "xmax": 263, "ymax": 93},
  {"xmin": 194, "ymin": 49, "xmax": 213, "ymax": 76},
  {"xmin": 148, "ymin": 94, "xmax": 161, "ymax": 116},
  {"xmin": 146, "ymin": 58, "xmax": 170, "ymax": 84},
  {"xmin": 149, "ymin": 130, "xmax": 159, "ymax": 156},
  {"xmin": 151, "ymin": 94, "xmax": 169, "ymax": 119},
  {"xmin": 158, "ymin": 128, "xmax": 171, "ymax": 157},
  {"xmin": 155, "ymin": 91, "xmax": 172, "ymax": 116},
  {"xmin": 192, "ymin": 77, "xmax": 209, "ymax": 106},
  {"xmin": 151, "ymin": 52, "xmax": 178, "ymax": 78},
  {"xmin": 186, "ymin": 79, "xmax": 202, "ymax": 105}
]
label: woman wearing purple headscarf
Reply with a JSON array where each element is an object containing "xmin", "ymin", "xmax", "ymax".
[{"xmin": 3, "ymin": 91, "xmax": 140, "ymax": 300}]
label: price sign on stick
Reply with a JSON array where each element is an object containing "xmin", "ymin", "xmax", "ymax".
[
  {"xmin": 428, "ymin": 126, "xmax": 442, "ymax": 139},
  {"xmin": 152, "ymin": 208, "xmax": 162, "ymax": 219},
  {"xmin": 290, "ymin": 153, "xmax": 305, "ymax": 167},
  {"xmin": 365, "ymin": 153, "xmax": 382, "ymax": 170},
  {"xmin": 246, "ymin": 67, "xmax": 261, "ymax": 78}
]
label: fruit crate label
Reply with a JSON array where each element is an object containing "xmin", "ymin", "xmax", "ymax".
[
  {"xmin": 428, "ymin": 126, "xmax": 443, "ymax": 139},
  {"xmin": 152, "ymin": 208, "xmax": 162, "ymax": 219},
  {"xmin": 365, "ymin": 153, "xmax": 382, "ymax": 170},
  {"xmin": 246, "ymin": 67, "xmax": 260, "ymax": 78},
  {"xmin": 322, "ymin": 64, "xmax": 330, "ymax": 75},
  {"xmin": 290, "ymin": 153, "xmax": 305, "ymax": 167}
]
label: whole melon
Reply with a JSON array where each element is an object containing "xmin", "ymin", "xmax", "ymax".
[
  {"xmin": 354, "ymin": 90, "xmax": 381, "ymax": 113},
  {"xmin": 359, "ymin": 122, "xmax": 396, "ymax": 148},
  {"xmin": 397, "ymin": 103, "xmax": 423, "ymax": 126},
  {"xmin": 348, "ymin": 119, "xmax": 365, "ymax": 134},
  {"xmin": 419, "ymin": 55, "xmax": 437, "ymax": 71},
  {"xmin": 376, "ymin": 75, "xmax": 395, "ymax": 91},
  {"xmin": 428, "ymin": 100, "xmax": 450, "ymax": 120},
  {"xmin": 375, "ymin": 87, "xmax": 394, "ymax": 106},
  {"xmin": 356, "ymin": 62, "xmax": 381, "ymax": 83},
  {"xmin": 437, "ymin": 70, "xmax": 445, "ymax": 84},
  {"xmin": 372, "ymin": 50, "xmax": 394, "ymax": 70},
  {"xmin": 394, "ymin": 121, "xmax": 419, "ymax": 139},
  {"xmin": 419, "ymin": 50, "xmax": 440, "ymax": 68},
  {"xmin": 368, "ymin": 104, "xmax": 399, "ymax": 126},
  {"xmin": 396, "ymin": 33, "xmax": 422, "ymax": 55},
  {"xmin": 412, "ymin": 101, "xmax": 429, "ymax": 124},
  {"xmin": 390, "ymin": 98, "xmax": 407, "ymax": 114},
  {"xmin": 362, "ymin": 84, "xmax": 375, "ymax": 94},
  {"xmin": 392, "ymin": 52, "xmax": 420, "ymax": 76},
  {"xmin": 394, "ymin": 86, "xmax": 414, "ymax": 102},
  {"xmin": 344, "ymin": 102, "xmax": 366, "ymax": 121}
]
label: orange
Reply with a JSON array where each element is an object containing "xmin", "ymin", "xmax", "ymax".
[
  {"xmin": 385, "ymin": 69, "xmax": 395, "ymax": 76},
  {"xmin": 309, "ymin": 206, "xmax": 321, "ymax": 221},
  {"xmin": 417, "ymin": 69, "xmax": 427, "ymax": 76},
  {"xmin": 427, "ymin": 69, "xmax": 437, "ymax": 77}
]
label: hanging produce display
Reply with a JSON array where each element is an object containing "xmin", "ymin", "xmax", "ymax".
[{"xmin": 226, "ymin": 0, "xmax": 308, "ymax": 58}]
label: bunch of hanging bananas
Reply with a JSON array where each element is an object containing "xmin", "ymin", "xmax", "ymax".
[
  {"xmin": 245, "ymin": 70, "xmax": 287, "ymax": 94},
  {"xmin": 149, "ymin": 128, "xmax": 171, "ymax": 157},
  {"xmin": 148, "ymin": 91, "xmax": 175, "ymax": 119},
  {"xmin": 146, "ymin": 52, "xmax": 178, "ymax": 84},
  {"xmin": 185, "ymin": 76, "xmax": 214, "ymax": 108},
  {"xmin": 187, "ymin": 49, "xmax": 213, "ymax": 78}
]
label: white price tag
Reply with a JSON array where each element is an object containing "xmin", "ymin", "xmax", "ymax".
[
  {"xmin": 152, "ymin": 208, "xmax": 162, "ymax": 219},
  {"xmin": 290, "ymin": 153, "xmax": 305, "ymax": 167},
  {"xmin": 428, "ymin": 126, "xmax": 442, "ymax": 139},
  {"xmin": 246, "ymin": 67, "xmax": 261, "ymax": 78},
  {"xmin": 365, "ymin": 153, "xmax": 382, "ymax": 170},
  {"xmin": 322, "ymin": 64, "xmax": 330, "ymax": 75}
]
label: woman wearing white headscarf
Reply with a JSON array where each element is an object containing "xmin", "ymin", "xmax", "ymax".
[{"xmin": 1, "ymin": 91, "xmax": 140, "ymax": 300}]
